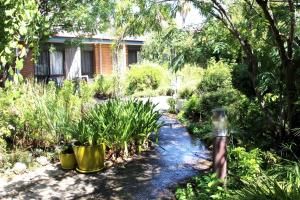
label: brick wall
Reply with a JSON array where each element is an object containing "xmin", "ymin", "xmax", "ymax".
[
  {"xmin": 101, "ymin": 44, "xmax": 113, "ymax": 75},
  {"xmin": 93, "ymin": 44, "xmax": 101, "ymax": 75},
  {"xmin": 21, "ymin": 44, "xmax": 116, "ymax": 78},
  {"xmin": 21, "ymin": 50, "xmax": 35, "ymax": 78}
]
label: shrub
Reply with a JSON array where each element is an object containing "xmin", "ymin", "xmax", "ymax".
[
  {"xmin": 167, "ymin": 98, "xmax": 176, "ymax": 113},
  {"xmin": 186, "ymin": 121, "xmax": 213, "ymax": 140},
  {"xmin": 197, "ymin": 60, "xmax": 232, "ymax": 93},
  {"xmin": 227, "ymin": 97, "xmax": 269, "ymax": 148},
  {"xmin": 178, "ymin": 87, "xmax": 194, "ymax": 99},
  {"xmin": 0, "ymin": 80, "xmax": 95, "ymax": 149},
  {"xmin": 179, "ymin": 60, "xmax": 247, "ymax": 143},
  {"xmin": 176, "ymin": 173, "xmax": 230, "ymax": 200},
  {"xmin": 176, "ymin": 147, "xmax": 299, "ymax": 200},
  {"xmin": 177, "ymin": 64, "xmax": 204, "ymax": 99},
  {"xmin": 232, "ymin": 162, "xmax": 300, "ymax": 200},
  {"xmin": 126, "ymin": 62, "xmax": 169, "ymax": 96},
  {"xmin": 179, "ymin": 95, "xmax": 202, "ymax": 122},
  {"xmin": 228, "ymin": 147, "xmax": 262, "ymax": 186},
  {"xmin": 94, "ymin": 74, "xmax": 120, "ymax": 98}
]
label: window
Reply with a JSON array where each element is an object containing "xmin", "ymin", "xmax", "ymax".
[
  {"xmin": 128, "ymin": 50, "xmax": 138, "ymax": 65},
  {"xmin": 81, "ymin": 50, "xmax": 93, "ymax": 78},
  {"xmin": 50, "ymin": 50, "xmax": 64, "ymax": 75},
  {"xmin": 127, "ymin": 45, "xmax": 141, "ymax": 66},
  {"xmin": 35, "ymin": 45, "xmax": 64, "ymax": 77},
  {"xmin": 36, "ymin": 50, "xmax": 49, "ymax": 76}
]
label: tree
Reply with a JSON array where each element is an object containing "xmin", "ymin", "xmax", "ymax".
[
  {"xmin": 117, "ymin": 0, "xmax": 299, "ymax": 135},
  {"xmin": 0, "ymin": 0, "xmax": 114, "ymax": 86},
  {"xmin": 0, "ymin": 0, "xmax": 45, "ymax": 86}
]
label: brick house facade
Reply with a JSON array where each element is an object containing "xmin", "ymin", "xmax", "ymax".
[{"xmin": 21, "ymin": 34, "xmax": 143, "ymax": 81}]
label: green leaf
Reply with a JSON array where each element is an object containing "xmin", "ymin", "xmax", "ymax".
[
  {"xmin": 4, "ymin": 47, "xmax": 12, "ymax": 54},
  {"xmin": 15, "ymin": 58, "xmax": 24, "ymax": 70},
  {"xmin": 8, "ymin": 67, "xmax": 14, "ymax": 76},
  {"xmin": 1, "ymin": 56, "xmax": 7, "ymax": 64},
  {"xmin": 5, "ymin": 9, "xmax": 15, "ymax": 16}
]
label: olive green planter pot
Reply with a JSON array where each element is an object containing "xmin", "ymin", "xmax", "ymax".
[
  {"xmin": 59, "ymin": 152, "xmax": 77, "ymax": 170},
  {"xmin": 73, "ymin": 143, "xmax": 106, "ymax": 173}
]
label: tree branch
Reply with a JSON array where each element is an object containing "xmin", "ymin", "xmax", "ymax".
[
  {"xmin": 256, "ymin": 0, "xmax": 288, "ymax": 62},
  {"xmin": 206, "ymin": 0, "xmax": 279, "ymax": 126},
  {"xmin": 287, "ymin": 0, "xmax": 296, "ymax": 59}
]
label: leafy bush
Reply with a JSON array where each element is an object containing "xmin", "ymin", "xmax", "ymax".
[
  {"xmin": 179, "ymin": 60, "xmax": 238, "ymax": 122},
  {"xmin": 179, "ymin": 95, "xmax": 202, "ymax": 122},
  {"xmin": 178, "ymin": 87, "xmax": 194, "ymax": 99},
  {"xmin": 167, "ymin": 98, "xmax": 176, "ymax": 113},
  {"xmin": 176, "ymin": 173, "xmax": 230, "ymax": 200},
  {"xmin": 186, "ymin": 121, "xmax": 213, "ymax": 140},
  {"xmin": 176, "ymin": 146, "xmax": 300, "ymax": 200},
  {"xmin": 94, "ymin": 74, "xmax": 120, "ymax": 98},
  {"xmin": 0, "ymin": 80, "xmax": 95, "ymax": 169},
  {"xmin": 227, "ymin": 97, "xmax": 269, "ymax": 148},
  {"xmin": 232, "ymin": 162, "xmax": 300, "ymax": 200},
  {"xmin": 126, "ymin": 62, "xmax": 170, "ymax": 96},
  {"xmin": 176, "ymin": 64, "xmax": 204, "ymax": 99},
  {"xmin": 228, "ymin": 147, "xmax": 262, "ymax": 186},
  {"xmin": 197, "ymin": 60, "xmax": 232, "ymax": 93}
]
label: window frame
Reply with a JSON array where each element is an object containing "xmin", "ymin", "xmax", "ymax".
[{"xmin": 35, "ymin": 44, "xmax": 65, "ymax": 79}]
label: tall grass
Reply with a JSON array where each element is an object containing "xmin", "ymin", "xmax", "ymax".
[{"xmin": 0, "ymin": 80, "xmax": 95, "ymax": 149}]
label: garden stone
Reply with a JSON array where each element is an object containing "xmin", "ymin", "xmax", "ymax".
[
  {"xmin": 104, "ymin": 161, "xmax": 113, "ymax": 168},
  {"xmin": 12, "ymin": 162, "xmax": 27, "ymax": 174},
  {"xmin": 0, "ymin": 177, "xmax": 6, "ymax": 186},
  {"xmin": 124, "ymin": 157, "xmax": 133, "ymax": 162},
  {"xmin": 36, "ymin": 156, "xmax": 49, "ymax": 166},
  {"xmin": 111, "ymin": 154, "xmax": 116, "ymax": 161},
  {"xmin": 4, "ymin": 169, "xmax": 14, "ymax": 177},
  {"xmin": 116, "ymin": 157, "xmax": 124, "ymax": 164}
]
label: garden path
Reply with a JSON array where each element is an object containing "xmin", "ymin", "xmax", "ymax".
[{"xmin": 0, "ymin": 97, "xmax": 211, "ymax": 200}]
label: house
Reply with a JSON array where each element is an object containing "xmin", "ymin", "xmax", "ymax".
[{"xmin": 21, "ymin": 32, "xmax": 144, "ymax": 82}]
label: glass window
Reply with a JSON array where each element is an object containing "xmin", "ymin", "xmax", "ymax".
[
  {"xmin": 81, "ymin": 50, "xmax": 93, "ymax": 77},
  {"xmin": 35, "ymin": 50, "xmax": 49, "ymax": 76},
  {"xmin": 128, "ymin": 50, "xmax": 138, "ymax": 65},
  {"xmin": 50, "ymin": 50, "xmax": 64, "ymax": 75}
]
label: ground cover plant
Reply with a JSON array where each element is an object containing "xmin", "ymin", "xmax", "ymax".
[{"xmin": 176, "ymin": 147, "xmax": 300, "ymax": 200}]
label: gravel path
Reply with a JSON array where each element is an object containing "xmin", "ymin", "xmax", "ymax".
[{"xmin": 0, "ymin": 97, "xmax": 211, "ymax": 200}]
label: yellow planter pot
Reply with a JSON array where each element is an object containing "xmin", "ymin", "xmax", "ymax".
[
  {"xmin": 73, "ymin": 143, "xmax": 106, "ymax": 173},
  {"xmin": 59, "ymin": 153, "xmax": 77, "ymax": 170}
]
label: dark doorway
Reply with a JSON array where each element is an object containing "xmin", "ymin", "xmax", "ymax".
[{"xmin": 127, "ymin": 45, "xmax": 141, "ymax": 66}]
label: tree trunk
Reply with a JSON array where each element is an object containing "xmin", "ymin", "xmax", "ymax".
[
  {"xmin": 0, "ymin": 63, "xmax": 11, "ymax": 87},
  {"xmin": 285, "ymin": 62, "xmax": 297, "ymax": 131}
]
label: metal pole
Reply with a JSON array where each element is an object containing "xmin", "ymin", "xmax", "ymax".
[{"xmin": 212, "ymin": 108, "xmax": 228, "ymax": 181}]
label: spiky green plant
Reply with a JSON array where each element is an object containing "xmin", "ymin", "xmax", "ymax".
[
  {"xmin": 232, "ymin": 162, "xmax": 300, "ymax": 200},
  {"xmin": 70, "ymin": 99, "xmax": 163, "ymax": 155}
]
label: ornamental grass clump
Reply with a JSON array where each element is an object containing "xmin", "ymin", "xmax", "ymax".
[
  {"xmin": 71, "ymin": 99, "xmax": 162, "ymax": 157},
  {"xmin": 0, "ymin": 80, "xmax": 95, "ymax": 149}
]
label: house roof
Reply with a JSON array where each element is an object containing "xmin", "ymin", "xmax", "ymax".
[{"xmin": 49, "ymin": 32, "xmax": 146, "ymax": 45}]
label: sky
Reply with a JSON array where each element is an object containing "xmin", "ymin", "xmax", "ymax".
[{"xmin": 175, "ymin": 4, "xmax": 205, "ymax": 29}]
